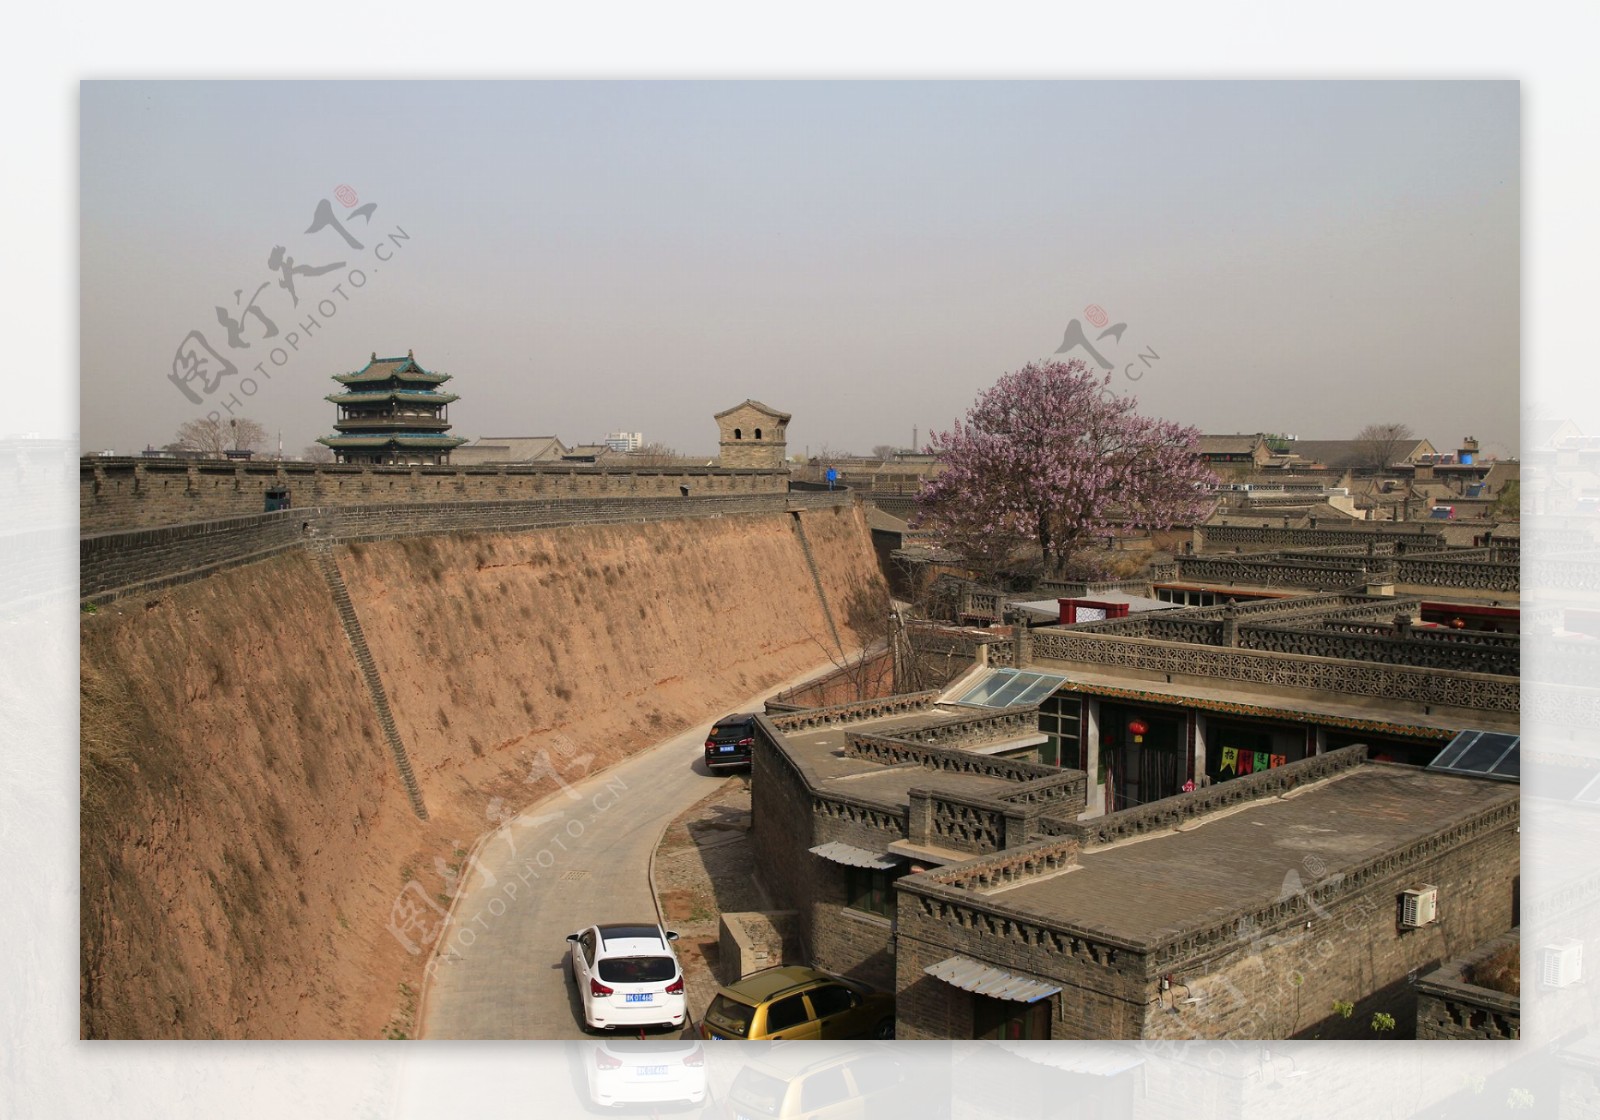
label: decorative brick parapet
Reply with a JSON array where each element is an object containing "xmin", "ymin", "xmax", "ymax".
[
  {"xmin": 1030, "ymin": 629, "xmax": 1519, "ymax": 712},
  {"xmin": 1036, "ymin": 578, "xmax": 1152, "ymax": 598},
  {"xmin": 1392, "ymin": 555, "xmax": 1519, "ymax": 592},
  {"xmin": 1042, "ymin": 746, "xmax": 1370, "ymax": 848},
  {"xmin": 1240, "ymin": 623, "xmax": 1519, "ymax": 676},
  {"xmin": 907, "ymin": 789, "xmax": 1034, "ymax": 855},
  {"xmin": 845, "ymin": 707, "xmax": 1041, "ymax": 754},
  {"xmin": 1415, "ymin": 931, "xmax": 1520, "ymax": 1040},
  {"xmin": 1199, "ymin": 523, "xmax": 1445, "ymax": 552},
  {"xmin": 917, "ymin": 836, "xmax": 1083, "ymax": 892},
  {"xmin": 767, "ymin": 691, "xmax": 942, "ymax": 731}
]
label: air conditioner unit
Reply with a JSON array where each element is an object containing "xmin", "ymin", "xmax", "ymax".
[
  {"xmin": 1400, "ymin": 886, "xmax": 1439, "ymax": 928},
  {"xmin": 1543, "ymin": 940, "xmax": 1584, "ymax": 989}
]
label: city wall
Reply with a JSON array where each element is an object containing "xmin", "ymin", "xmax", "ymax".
[
  {"xmin": 81, "ymin": 490, "xmax": 850, "ymax": 603},
  {"xmin": 80, "ymin": 456, "xmax": 789, "ymax": 533},
  {"xmin": 81, "ymin": 495, "xmax": 882, "ymax": 1038}
]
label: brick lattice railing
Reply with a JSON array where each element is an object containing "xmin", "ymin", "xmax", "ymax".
[
  {"xmin": 1035, "ymin": 746, "xmax": 1370, "ymax": 846},
  {"xmin": 1030, "ymin": 629, "xmax": 1518, "ymax": 712}
]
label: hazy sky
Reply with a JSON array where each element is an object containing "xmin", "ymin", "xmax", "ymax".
[{"xmin": 80, "ymin": 81, "xmax": 1519, "ymax": 460}]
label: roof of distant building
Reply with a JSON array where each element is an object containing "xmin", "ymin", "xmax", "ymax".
[
  {"xmin": 1287, "ymin": 438, "xmax": 1435, "ymax": 470},
  {"xmin": 1197, "ymin": 434, "xmax": 1267, "ymax": 457},
  {"xmin": 452, "ymin": 436, "xmax": 568, "ymax": 463},
  {"xmin": 714, "ymin": 399, "xmax": 792, "ymax": 422},
  {"xmin": 333, "ymin": 350, "xmax": 450, "ymax": 386}
]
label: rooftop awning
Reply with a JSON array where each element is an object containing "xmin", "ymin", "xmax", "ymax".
[
  {"xmin": 924, "ymin": 955, "xmax": 1061, "ymax": 1003},
  {"xmin": 949, "ymin": 668, "xmax": 1068, "ymax": 708},
  {"xmin": 808, "ymin": 842, "xmax": 900, "ymax": 870}
]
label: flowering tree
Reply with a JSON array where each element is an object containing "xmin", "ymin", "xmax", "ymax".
[{"xmin": 915, "ymin": 360, "xmax": 1214, "ymax": 577}]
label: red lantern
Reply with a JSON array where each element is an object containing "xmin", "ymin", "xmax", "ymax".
[{"xmin": 1128, "ymin": 718, "xmax": 1148, "ymax": 743}]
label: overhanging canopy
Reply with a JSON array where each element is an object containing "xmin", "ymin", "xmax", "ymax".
[
  {"xmin": 808, "ymin": 842, "xmax": 900, "ymax": 870},
  {"xmin": 924, "ymin": 955, "xmax": 1061, "ymax": 1003}
]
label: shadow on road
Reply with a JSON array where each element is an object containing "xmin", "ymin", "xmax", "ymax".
[
  {"xmin": 689, "ymin": 756, "xmax": 750, "ymax": 778},
  {"xmin": 560, "ymin": 943, "xmax": 690, "ymax": 1040}
]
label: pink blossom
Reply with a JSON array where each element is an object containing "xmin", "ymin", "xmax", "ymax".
[{"xmin": 914, "ymin": 359, "xmax": 1216, "ymax": 577}]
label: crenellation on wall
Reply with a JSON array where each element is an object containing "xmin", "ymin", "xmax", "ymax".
[
  {"xmin": 81, "ymin": 456, "xmax": 791, "ymax": 533},
  {"xmin": 80, "ymin": 490, "xmax": 854, "ymax": 603}
]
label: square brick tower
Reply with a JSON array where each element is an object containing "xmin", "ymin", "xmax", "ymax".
[{"xmin": 715, "ymin": 400, "xmax": 790, "ymax": 469}]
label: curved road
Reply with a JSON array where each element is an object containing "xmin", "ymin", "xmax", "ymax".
[{"xmin": 419, "ymin": 664, "xmax": 832, "ymax": 1039}]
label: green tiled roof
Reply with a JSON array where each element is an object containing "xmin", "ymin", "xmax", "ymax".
[
  {"xmin": 326, "ymin": 388, "xmax": 460, "ymax": 405},
  {"xmin": 333, "ymin": 353, "xmax": 451, "ymax": 386},
  {"xmin": 317, "ymin": 433, "xmax": 468, "ymax": 449}
]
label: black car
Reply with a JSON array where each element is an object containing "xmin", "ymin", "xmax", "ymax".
[{"xmin": 704, "ymin": 714, "xmax": 758, "ymax": 769}]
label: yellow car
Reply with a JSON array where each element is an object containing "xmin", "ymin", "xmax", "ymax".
[
  {"xmin": 721, "ymin": 1045, "xmax": 908, "ymax": 1120},
  {"xmin": 700, "ymin": 966, "xmax": 894, "ymax": 1040}
]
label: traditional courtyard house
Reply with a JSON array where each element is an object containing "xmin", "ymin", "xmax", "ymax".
[
  {"xmin": 892, "ymin": 741, "xmax": 1518, "ymax": 1041},
  {"xmin": 753, "ymin": 688, "xmax": 1086, "ymax": 991},
  {"xmin": 317, "ymin": 350, "xmax": 467, "ymax": 465},
  {"xmin": 750, "ymin": 515, "xmax": 1520, "ymax": 1039},
  {"xmin": 751, "ymin": 695, "xmax": 1519, "ymax": 1040},
  {"xmin": 1030, "ymin": 524, "xmax": 1519, "ymax": 813}
]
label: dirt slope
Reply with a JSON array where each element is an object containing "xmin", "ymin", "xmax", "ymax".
[{"xmin": 80, "ymin": 505, "xmax": 880, "ymax": 1038}]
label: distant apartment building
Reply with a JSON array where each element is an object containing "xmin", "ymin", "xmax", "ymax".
[{"xmin": 605, "ymin": 431, "xmax": 643, "ymax": 453}]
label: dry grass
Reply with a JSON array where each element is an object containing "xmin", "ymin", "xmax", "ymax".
[
  {"xmin": 1467, "ymin": 943, "xmax": 1520, "ymax": 997},
  {"xmin": 79, "ymin": 662, "xmax": 140, "ymax": 817}
]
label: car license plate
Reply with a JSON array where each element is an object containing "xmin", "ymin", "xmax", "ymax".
[
  {"xmin": 637, "ymin": 1065, "xmax": 667, "ymax": 1077},
  {"xmin": 626, "ymin": 992, "xmax": 653, "ymax": 1003},
  {"xmin": 718, "ymin": 745, "xmax": 736, "ymax": 753}
]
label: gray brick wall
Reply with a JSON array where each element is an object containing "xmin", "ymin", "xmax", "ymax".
[
  {"xmin": 892, "ymin": 794, "xmax": 1519, "ymax": 1040},
  {"xmin": 750, "ymin": 715, "xmax": 901, "ymax": 989},
  {"xmin": 80, "ymin": 457, "xmax": 790, "ymax": 533}
]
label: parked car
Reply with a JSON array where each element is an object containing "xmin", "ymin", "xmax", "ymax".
[
  {"xmin": 578, "ymin": 1039, "xmax": 706, "ymax": 1110},
  {"xmin": 704, "ymin": 713, "xmax": 759, "ymax": 770},
  {"xmin": 566, "ymin": 922, "xmax": 686, "ymax": 1032},
  {"xmin": 722, "ymin": 1044, "xmax": 908, "ymax": 1120},
  {"xmin": 700, "ymin": 966, "xmax": 894, "ymax": 1040}
]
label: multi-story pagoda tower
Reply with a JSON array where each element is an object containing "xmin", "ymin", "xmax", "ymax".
[{"xmin": 317, "ymin": 350, "xmax": 467, "ymax": 465}]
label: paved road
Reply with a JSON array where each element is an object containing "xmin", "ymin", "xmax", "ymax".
[{"xmin": 419, "ymin": 666, "xmax": 831, "ymax": 1039}]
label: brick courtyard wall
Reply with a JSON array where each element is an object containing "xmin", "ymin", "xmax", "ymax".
[
  {"xmin": 749, "ymin": 714, "xmax": 903, "ymax": 988},
  {"xmin": 894, "ymin": 775, "xmax": 1519, "ymax": 1040},
  {"xmin": 80, "ymin": 457, "xmax": 790, "ymax": 533},
  {"xmin": 1139, "ymin": 800, "xmax": 1519, "ymax": 1041},
  {"xmin": 894, "ymin": 846, "xmax": 1147, "ymax": 1040}
]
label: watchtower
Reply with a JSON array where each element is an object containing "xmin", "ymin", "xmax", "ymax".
[{"xmin": 715, "ymin": 400, "xmax": 790, "ymax": 469}]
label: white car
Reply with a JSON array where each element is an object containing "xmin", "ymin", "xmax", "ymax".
[
  {"xmin": 580, "ymin": 1039, "xmax": 706, "ymax": 1109},
  {"xmin": 567, "ymin": 922, "xmax": 687, "ymax": 1032}
]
